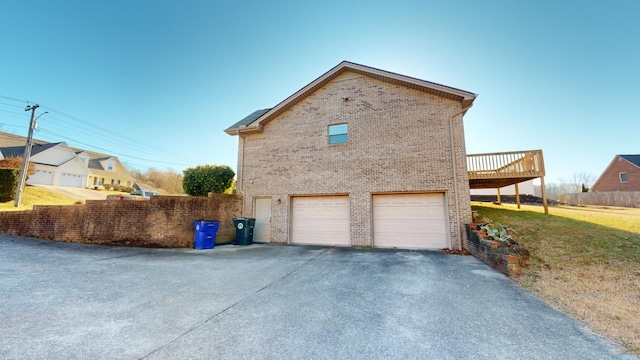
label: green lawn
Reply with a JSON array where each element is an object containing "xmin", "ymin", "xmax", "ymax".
[
  {"xmin": 0, "ymin": 186, "xmax": 79, "ymax": 211},
  {"xmin": 473, "ymin": 202, "xmax": 640, "ymax": 355}
]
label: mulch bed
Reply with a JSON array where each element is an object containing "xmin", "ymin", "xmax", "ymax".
[{"xmin": 471, "ymin": 195, "xmax": 559, "ymax": 205}]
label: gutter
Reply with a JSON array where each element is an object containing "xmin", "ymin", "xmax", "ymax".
[{"xmin": 448, "ymin": 103, "xmax": 474, "ymax": 251}]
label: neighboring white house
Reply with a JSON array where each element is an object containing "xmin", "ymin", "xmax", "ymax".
[
  {"xmin": 78, "ymin": 151, "xmax": 135, "ymax": 188},
  {"xmin": 470, "ymin": 179, "xmax": 541, "ymax": 196},
  {"xmin": 0, "ymin": 131, "xmax": 134, "ymax": 189}
]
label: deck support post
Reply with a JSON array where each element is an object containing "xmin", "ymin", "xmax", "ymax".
[
  {"xmin": 496, "ymin": 188, "xmax": 501, "ymax": 204},
  {"xmin": 540, "ymin": 176, "xmax": 549, "ymax": 215},
  {"xmin": 515, "ymin": 183, "xmax": 521, "ymax": 209}
]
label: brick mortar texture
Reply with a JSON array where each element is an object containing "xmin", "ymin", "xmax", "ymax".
[
  {"xmin": 0, "ymin": 195, "xmax": 242, "ymax": 247},
  {"xmin": 238, "ymin": 71, "xmax": 471, "ymax": 248}
]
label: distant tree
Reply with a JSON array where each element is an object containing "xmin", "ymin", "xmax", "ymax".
[
  {"xmin": 545, "ymin": 183, "xmax": 571, "ymax": 201},
  {"xmin": 570, "ymin": 172, "xmax": 595, "ymax": 193},
  {"xmin": 545, "ymin": 171, "xmax": 596, "ymax": 200},
  {"xmin": 129, "ymin": 168, "xmax": 184, "ymax": 194},
  {"xmin": 182, "ymin": 165, "xmax": 235, "ymax": 196}
]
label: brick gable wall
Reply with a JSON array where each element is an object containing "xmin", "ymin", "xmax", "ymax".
[
  {"xmin": 592, "ymin": 157, "xmax": 640, "ymax": 192},
  {"xmin": 237, "ymin": 71, "xmax": 471, "ymax": 248}
]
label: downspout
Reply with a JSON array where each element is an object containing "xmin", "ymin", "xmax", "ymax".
[
  {"xmin": 449, "ymin": 104, "xmax": 473, "ymax": 251},
  {"xmin": 238, "ymin": 133, "xmax": 246, "ymax": 216}
]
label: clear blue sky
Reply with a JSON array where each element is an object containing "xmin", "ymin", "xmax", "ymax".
[{"xmin": 1, "ymin": 1, "xmax": 638, "ymax": 183}]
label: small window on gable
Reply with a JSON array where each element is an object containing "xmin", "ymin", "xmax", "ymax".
[
  {"xmin": 107, "ymin": 162, "xmax": 114, "ymax": 171},
  {"xmin": 328, "ymin": 123, "xmax": 348, "ymax": 144},
  {"xmin": 80, "ymin": 158, "xmax": 86, "ymax": 164},
  {"xmin": 620, "ymin": 172, "xmax": 628, "ymax": 183}
]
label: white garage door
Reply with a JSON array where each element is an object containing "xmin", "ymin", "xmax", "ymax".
[
  {"xmin": 291, "ymin": 196, "xmax": 350, "ymax": 246},
  {"xmin": 373, "ymin": 193, "xmax": 448, "ymax": 249},
  {"xmin": 28, "ymin": 169, "xmax": 54, "ymax": 185},
  {"xmin": 59, "ymin": 173, "xmax": 83, "ymax": 188}
]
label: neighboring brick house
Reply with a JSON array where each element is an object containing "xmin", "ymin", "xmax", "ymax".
[
  {"xmin": 592, "ymin": 155, "xmax": 640, "ymax": 192},
  {"xmin": 225, "ymin": 61, "xmax": 476, "ymax": 250}
]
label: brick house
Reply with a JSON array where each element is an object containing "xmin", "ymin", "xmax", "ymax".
[
  {"xmin": 225, "ymin": 61, "xmax": 476, "ymax": 250},
  {"xmin": 592, "ymin": 155, "xmax": 640, "ymax": 192}
]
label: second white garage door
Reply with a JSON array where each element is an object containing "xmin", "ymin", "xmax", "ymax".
[
  {"xmin": 59, "ymin": 173, "xmax": 84, "ymax": 188},
  {"xmin": 291, "ymin": 196, "xmax": 350, "ymax": 246},
  {"xmin": 373, "ymin": 193, "xmax": 448, "ymax": 249}
]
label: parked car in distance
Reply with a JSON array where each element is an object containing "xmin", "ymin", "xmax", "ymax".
[{"xmin": 130, "ymin": 190, "xmax": 161, "ymax": 200}]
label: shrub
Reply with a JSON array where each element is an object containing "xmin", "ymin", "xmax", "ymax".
[
  {"xmin": 122, "ymin": 186, "xmax": 135, "ymax": 193},
  {"xmin": 0, "ymin": 168, "xmax": 21, "ymax": 202},
  {"xmin": 183, "ymin": 165, "xmax": 235, "ymax": 197},
  {"xmin": 103, "ymin": 183, "xmax": 112, "ymax": 190}
]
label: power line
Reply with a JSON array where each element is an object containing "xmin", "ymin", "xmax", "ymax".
[
  {"xmin": 40, "ymin": 104, "xmax": 199, "ymax": 164},
  {"xmin": 0, "ymin": 116, "xmax": 193, "ymax": 169},
  {"xmin": 0, "ymin": 94, "xmax": 201, "ymax": 168},
  {"xmin": 38, "ymin": 128, "xmax": 193, "ymax": 167},
  {"xmin": 0, "ymin": 108, "xmax": 27, "ymax": 116},
  {"xmin": 0, "ymin": 94, "xmax": 199, "ymax": 164},
  {"xmin": 42, "ymin": 114, "xmax": 195, "ymax": 164},
  {"xmin": 0, "ymin": 101, "xmax": 25, "ymax": 109},
  {"xmin": 0, "ymin": 95, "xmax": 29, "ymax": 104},
  {"xmin": 0, "ymin": 123, "xmax": 28, "ymax": 128}
]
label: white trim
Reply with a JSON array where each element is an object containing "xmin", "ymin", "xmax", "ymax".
[{"xmin": 619, "ymin": 172, "xmax": 628, "ymax": 183}]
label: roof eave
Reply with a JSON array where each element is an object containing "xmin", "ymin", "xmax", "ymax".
[
  {"xmin": 253, "ymin": 61, "xmax": 476, "ymax": 128},
  {"xmin": 225, "ymin": 124, "xmax": 263, "ymax": 136}
]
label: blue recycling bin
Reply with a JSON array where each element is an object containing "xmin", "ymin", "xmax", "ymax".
[{"xmin": 193, "ymin": 220, "xmax": 219, "ymax": 250}]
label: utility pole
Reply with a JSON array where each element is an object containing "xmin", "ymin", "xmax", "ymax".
[{"xmin": 14, "ymin": 104, "xmax": 40, "ymax": 207}]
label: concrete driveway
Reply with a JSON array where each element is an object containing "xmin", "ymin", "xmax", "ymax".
[
  {"xmin": 0, "ymin": 236, "xmax": 635, "ymax": 360},
  {"xmin": 33, "ymin": 184, "xmax": 110, "ymax": 201}
]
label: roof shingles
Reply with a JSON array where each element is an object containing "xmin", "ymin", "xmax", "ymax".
[
  {"xmin": 620, "ymin": 155, "xmax": 640, "ymax": 168},
  {"xmin": 226, "ymin": 108, "xmax": 271, "ymax": 131}
]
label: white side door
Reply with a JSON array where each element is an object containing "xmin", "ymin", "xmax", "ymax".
[{"xmin": 253, "ymin": 197, "xmax": 271, "ymax": 243}]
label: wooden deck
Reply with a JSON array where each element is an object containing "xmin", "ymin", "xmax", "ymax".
[
  {"xmin": 467, "ymin": 149, "xmax": 548, "ymax": 213},
  {"xmin": 467, "ymin": 150, "xmax": 545, "ymax": 188}
]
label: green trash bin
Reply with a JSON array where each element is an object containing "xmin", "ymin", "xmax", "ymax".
[{"xmin": 233, "ymin": 217, "xmax": 256, "ymax": 245}]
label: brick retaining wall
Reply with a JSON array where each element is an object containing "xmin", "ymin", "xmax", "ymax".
[
  {"xmin": 0, "ymin": 194, "xmax": 242, "ymax": 247},
  {"xmin": 465, "ymin": 224, "xmax": 521, "ymax": 276}
]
